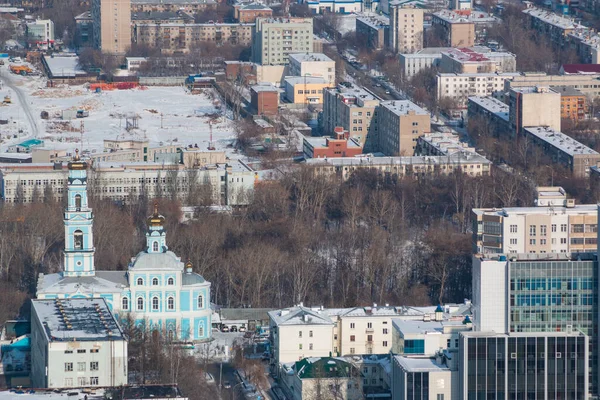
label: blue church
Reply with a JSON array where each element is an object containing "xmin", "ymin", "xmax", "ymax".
[{"xmin": 36, "ymin": 153, "xmax": 212, "ymax": 341}]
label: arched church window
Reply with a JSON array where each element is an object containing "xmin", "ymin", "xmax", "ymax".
[
  {"xmin": 74, "ymin": 230, "xmax": 83, "ymax": 250},
  {"xmin": 168, "ymin": 330, "xmax": 174, "ymax": 341},
  {"xmin": 153, "ymin": 241, "xmax": 159, "ymax": 252},
  {"xmin": 137, "ymin": 297, "xmax": 144, "ymax": 311},
  {"xmin": 75, "ymin": 194, "xmax": 82, "ymax": 210},
  {"xmin": 197, "ymin": 295, "xmax": 204, "ymax": 309},
  {"xmin": 152, "ymin": 277, "xmax": 159, "ymax": 286},
  {"xmin": 198, "ymin": 324, "xmax": 204, "ymax": 338},
  {"xmin": 122, "ymin": 297, "xmax": 129, "ymax": 310},
  {"xmin": 137, "ymin": 277, "xmax": 144, "ymax": 286},
  {"xmin": 168, "ymin": 297, "xmax": 174, "ymax": 310},
  {"xmin": 167, "ymin": 277, "xmax": 174, "ymax": 285},
  {"xmin": 152, "ymin": 297, "xmax": 159, "ymax": 311}
]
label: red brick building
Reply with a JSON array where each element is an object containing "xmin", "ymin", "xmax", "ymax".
[
  {"xmin": 250, "ymin": 84, "xmax": 279, "ymax": 115},
  {"xmin": 224, "ymin": 61, "xmax": 256, "ymax": 84},
  {"xmin": 234, "ymin": 3, "xmax": 273, "ymax": 23},
  {"xmin": 303, "ymin": 127, "xmax": 363, "ymax": 158}
]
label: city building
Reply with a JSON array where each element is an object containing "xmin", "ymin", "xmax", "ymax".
[
  {"xmin": 322, "ymin": 83, "xmax": 380, "ymax": 152},
  {"xmin": 234, "ymin": 3, "xmax": 272, "ymax": 23},
  {"xmin": 92, "ymin": 0, "xmax": 131, "ymax": 54},
  {"xmin": 288, "ymin": 53, "xmax": 336, "ymax": 86},
  {"xmin": 377, "ymin": 100, "xmax": 430, "ymax": 156},
  {"xmin": 8, "ymin": 139, "xmax": 45, "ymax": 154},
  {"xmin": 26, "ymin": 20, "xmax": 54, "ymax": 47},
  {"xmin": 250, "ymin": 83, "xmax": 280, "ymax": 115},
  {"xmin": 391, "ymin": 356, "xmax": 458, "ymax": 400},
  {"xmin": 466, "ymin": 96, "xmax": 510, "ymax": 134},
  {"xmin": 356, "ymin": 13, "xmax": 389, "ymax": 51},
  {"xmin": 130, "ymin": 0, "xmax": 217, "ymax": 13},
  {"xmin": 134, "ymin": 22, "xmax": 254, "ymax": 53},
  {"xmin": 302, "ymin": 128, "xmax": 363, "ymax": 159},
  {"xmin": 284, "ymin": 76, "xmax": 330, "ymax": 105},
  {"xmin": 35, "ymin": 155, "xmax": 213, "ymax": 342},
  {"xmin": 389, "ymin": 3, "xmax": 424, "ymax": 53},
  {"xmin": 552, "ymin": 85, "xmax": 588, "ymax": 121},
  {"xmin": 131, "ymin": 10, "xmax": 193, "ymax": 24},
  {"xmin": 125, "ymin": 57, "xmax": 148, "ymax": 71},
  {"xmin": 224, "ymin": 61, "xmax": 256, "ymax": 84},
  {"xmin": 436, "ymin": 72, "xmax": 517, "ymax": 106},
  {"xmin": 504, "ymin": 72, "xmax": 600, "ymax": 98},
  {"xmin": 508, "ymin": 86, "xmax": 561, "ymax": 135},
  {"xmin": 30, "ymin": 298, "xmax": 128, "ymax": 388},
  {"xmin": 431, "ymin": 10, "xmax": 475, "ymax": 47},
  {"xmin": 459, "ymin": 331, "xmax": 589, "ymax": 400},
  {"xmin": 299, "ymin": 0, "xmax": 375, "ymax": 14},
  {"xmin": 439, "ymin": 47, "xmax": 516, "ymax": 74},
  {"xmin": 522, "ymin": 7, "xmax": 582, "ymax": 47},
  {"xmin": 251, "ymin": 18, "xmax": 314, "ymax": 65},
  {"xmin": 75, "ymin": 11, "xmax": 93, "ymax": 46},
  {"xmin": 471, "ymin": 199, "xmax": 598, "ymax": 255},
  {"xmin": 416, "ymin": 132, "xmax": 476, "ymax": 156},
  {"xmin": 306, "ymin": 153, "xmax": 492, "ymax": 180}
]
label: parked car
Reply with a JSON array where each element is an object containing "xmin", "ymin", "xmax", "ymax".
[
  {"xmin": 221, "ymin": 326, "xmax": 230, "ymax": 332},
  {"xmin": 239, "ymin": 326, "xmax": 246, "ymax": 332},
  {"xmin": 223, "ymin": 381, "xmax": 232, "ymax": 389},
  {"xmin": 230, "ymin": 326, "xmax": 238, "ymax": 332}
]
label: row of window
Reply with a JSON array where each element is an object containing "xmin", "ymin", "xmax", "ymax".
[
  {"xmin": 64, "ymin": 377, "xmax": 99, "ymax": 387},
  {"xmin": 122, "ymin": 294, "xmax": 204, "ymax": 311},
  {"xmin": 136, "ymin": 277, "xmax": 174, "ymax": 286},
  {"xmin": 64, "ymin": 349, "xmax": 98, "ymax": 354},
  {"xmin": 298, "ymin": 341, "xmax": 389, "ymax": 350},
  {"xmin": 64, "ymin": 361, "xmax": 99, "ymax": 372}
]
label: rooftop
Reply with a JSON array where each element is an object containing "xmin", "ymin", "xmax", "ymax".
[
  {"xmin": 42, "ymin": 53, "xmax": 86, "ymax": 78},
  {"xmin": 132, "ymin": 11, "xmax": 193, "ymax": 21},
  {"xmin": 394, "ymin": 356, "xmax": 451, "ymax": 372},
  {"xmin": 285, "ymin": 76, "xmax": 329, "ymax": 85},
  {"xmin": 523, "ymin": 7, "xmax": 581, "ymax": 30},
  {"xmin": 472, "ymin": 203, "xmax": 597, "ymax": 217},
  {"xmin": 238, "ymin": 2, "xmax": 272, "ymax": 10},
  {"xmin": 288, "ymin": 52, "xmax": 333, "ymax": 63},
  {"xmin": 136, "ymin": 22, "xmax": 254, "ymax": 27},
  {"xmin": 418, "ymin": 132, "xmax": 476, "ymax": 155},
  {"xmin": 380, "ymin": 100, "xmax": 428, "ymax": 116},
  {"xmin": 327, "ymin": 83, "xmax": 380, "ymax": 106},
  {"xmin": 251, "ymin": 83, "xmax": 278, "ymax": 93},
  {"xmin": 131, "ymin": 0, "xmax": 216, "ymax": 3},
  {"xmin": 303, "ymin": 136, "xmax": 362, "ymax": 149},
  {"xmin": 524, "ymin": 126, "xmax": 599, "ymax": 157},
  {"xmin": 392, "ymin": 318, "xmax": 468, "ymax": 336},
  {"xmin": 550, "ymin": 85, "xmax": 584, "ymax": 96},
  {"xmin": 438, "ymin": 72, "xmax": 518, "ymax": 78},
  {"xmin": 433, "ymin": 10, "xmax": 499, "ymax": 24},
  {"xmin": 305, "ymin": 153, "xmax": 491, "ymax": 167},
  {"xmin": 356, "ymin": 13, "xmax": 390, "ymax": 30},
  {"xmin": 32, "ymin": 298, "xmax": 125, "ymax": 342},
  {"xmin": 468, "ymin": 96, "xmax": 509, "ymax": 122},
  {"xmin": 510, "ymin": 85, "xmax": 557, "ymax": 94},
  {"xmin": 561, "ymin": 64, "xmax": 600, "ymax": 75},
  {"xmin": 442, "ymin": 47, "xmax": 491, "ymax": 63}
]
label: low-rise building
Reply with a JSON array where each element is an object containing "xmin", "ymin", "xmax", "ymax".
[
  {"xmin": 391, "ymin": 356, "xmax": 458, "ymax": 400},
  {"xmin": 437, "ymin": 72, "xmax": 517, "ymax": 106},
  {"xmin": 416, "ymin": 132, "xmax": 476, "ymax": 156},
  {"xmin": 377, "ymin": 100, "xmax": 430, "ymax": 156},
  {"xmin": 440, "ymin": 47, "xmax": 516, "ymax": 74},
  {"xmin": 75, "ymin": 11, "xmax": 93, "ymax": 46},
  {"xmin": 8, "ymin": 139, "xmax": 45, "ymax": 154},
  {"xmin": 356, "ymin": 13, "xmax": 390, "ymax": 51},
  {"xmin": 504, "ymin": 72, "xmax": 600, "ymax": 98},
  {"xmin": 303, "ymin": 128, "xmax": 363, "ymax": 159},
  {"xmin": 399, "ymin": 48, "xmax": 445, "ymax": 78},
  {"xmin": 250, "ymin": 83, "xmax": 279, "ymax": 115},
  {"xmin": 234, "ymin": 3, "xmax": 272, "ymax": 23},
  {"xmin": 130, "ymin": 0, "xmax": 217, "ymax": 14},
  {"xmin": 508, "ymin": 86, "xmax": 561, "ymax": 135},
  {"xmin": 284, "ymin": 76, "xmax": 330, "ymax": 105},
  {"xmin": 26, "ymin": 19, "xmax": 54, "ymax": 47},
  {"xmin": 466, "ymin": 96, "xmax": 509, "ymax": 135},
  {"xmin": 288, "ymin": 53, "xmax": 336, "ymax": 86},
  {"xmin": 30, "ymin": 298, "xmax": 127, "ymax": 388},
  {"xmin": 552, "ymin": 85, "xmax": 588, "ymax": 121}
]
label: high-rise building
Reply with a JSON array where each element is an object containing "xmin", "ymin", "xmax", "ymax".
[
  {"xmin": 377, "ymin": 100, "xmax": 430, "ymax": 156},
  {"xmin": 251, "ymin": 18, "xmax": 314, "ymax": 65},
  {"xmin": 508, "ymin": 86, "xmax": 561, "ymax": 135},
  {"xmin": 388, "ymin": 3, "xmax": 423, "ymax": 53},
  {"xmin": 92, "ymin": 0, "xmax": 131, "ymax": 54}
]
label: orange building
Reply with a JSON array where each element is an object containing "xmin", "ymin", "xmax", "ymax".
[
  {"xmin": 234, "ymin": 3, "xmax": 273, "ymax": 23},
  {"xmin": 552, "ymin": 85, "xmax": 588, "ymax": 121},
  {"xmin": 303, "ymin": 127, "xmax": 363, "ymax": 159}
]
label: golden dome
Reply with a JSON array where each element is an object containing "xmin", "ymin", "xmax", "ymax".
[
  {"xmin": 185, "ymin": 260, "xmax": 193, "ymax": 270},
  {"xmin": 148, "ymin": 202, "xmax": 166, "ymax": 227},
  {"xmin": 68, "ymin": 149, "xmax": 87, "ymax": 170}
]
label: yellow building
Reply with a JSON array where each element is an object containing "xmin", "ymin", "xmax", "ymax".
[{"xmin": 284, "ymin": 76, "xmax": 331, "ymax": 105}]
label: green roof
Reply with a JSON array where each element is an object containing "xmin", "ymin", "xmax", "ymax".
[
  {"xmin": 18, "ymin": 139, "xmax": 44, "ymax": 148},
  {"xmin": 294, "ymin": 357, "xmax": 355, "ymax": 379}
]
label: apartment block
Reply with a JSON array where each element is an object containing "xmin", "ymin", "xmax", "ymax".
[
  {"xmin": 30, "ymin": 298, "xmax": 128, "ymax": 388},
  {"xmin": 552, "ymin": 85, "xmax": 588, "ymax": 121},
  {"xmin": 440, "ymin": 47, "xmax": 516, "ymax": 74},
  {"xmin": 92, "ymin": 0, "xmax": 131, "ymax": 54},
  {"xmin": 356, "ymin": 13, "xmax": 389, "ymax": 51},
  {"xmin": 508, "ymin": 86, "xmax": 561, "ymax": 135},
  {"xmin": 251, "ymin": 18, "xmax": 314, "ymax": 65},
  {"xmin": 431, "ymin": 11, "xmax": 475, "ymax": 47},
  {"xmin": 377, "ymin": 100, "xmax": 430, "ymax": 156},
  {"xmin": 504, "ymin": 72, "xmax": 600, "ymax": 98},
  {"xmin": 523, "ymin": 7, "xmax": 580, "ymax": 47},
  {"xmin": 306, "ymin": 153, "xmax": 492, "ymax": 180},
  {"xmin": 466, "ymin": 96, "xmax": 510, "ymax": 134},
  {"xmin": 234, "ymin": 3, "xmax": 273, "ymax": 23},
  {"xmin": 389, "ymin": 3, "xmax": 424, "ymax": 53},
  {"xmin": 288, "ymin": 53, "xmax": 335, "ymax": 86},
  {"xmin": 134, "ymin": 22, "xmax": 254, "ymax": 53},
  {"xmin": 322, "ymin": 83, "xmax": 380, "ymax": 151},
  {"xmin": 436, "ymin": 72, "xmax": 516, "ymax": 106},
  {"xmin": 130, "ymin": 0, "xmax": 217, "ymax": 14},
  {"xmin": 416, "ymin": 132, "xmax": 476, "ymax": 156},
  {"xmin": 399, "ymin": 47, "xmax": 444, "ymax": 78}
]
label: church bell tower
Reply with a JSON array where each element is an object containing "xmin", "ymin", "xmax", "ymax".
[{"xmin": 63, "ymin": 150, "xmax": 95, "ymax": 277}]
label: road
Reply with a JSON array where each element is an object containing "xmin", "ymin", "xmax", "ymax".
[{"xmin": 1, "ymin": 66, "xmax": 39, "ymax": 137}]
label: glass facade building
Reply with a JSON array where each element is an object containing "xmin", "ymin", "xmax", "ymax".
[{"xmin": 460, "ymin": 332, "xmax": 589, "ymax": 400}]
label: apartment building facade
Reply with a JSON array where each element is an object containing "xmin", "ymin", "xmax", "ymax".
[
  {"xmin": 431, "ymin": 11, "xmax": 475, "ymax": 47},
  {"xmin": 552, "ymin": 85, "xmax": 588, "ymax": 121},
  {"xmin": 251, "ymin": 18, "xmax": 314, "ymax": 65},
  {"xmin": 92, "ymin": 0, "xmax": 131, "ymax": 54},
  {"xmin": 234, "ymin": 3, "xmax": 273, "ymax": 23},
  {"xmin": 377, "ymin": 100, "xmax": 430, "ymax": 156},
  {"xmin": 504, "ymin": 72, "xmax": 600, "ymax": 98},
  {"xmin": 466, "ymin": 96, "xmax": 510, "ymax": 135},
  {"xmin": 134, "ymin": 22, "xmax": 254, "ymax": 53},
  {"xmin": 130, "ymin": 0, "xmax": 217, "ymax": 14},
  {"xmin": 508, "ymin": 86, "xmax": 561, "ymax": 135},
  {"xmin": 436, "ymin": 72, "xmax": 516, "ymax": 106},
  {"xmin": 322, "ymin": 83, "xmax": 380, "ymax": 151},
  {"xmin": 288, "ymin": 53, "xmax": 335, "ymax": 86},
  {"xmin": 284, "ymin": 76, "xmax": 330, "ymax": 105},
  {"xmin": 389, "ymin": 3, "xmax": 423, "ymax": 53},
  {"xmin": 356, "ymin": 13, "xmax": 389, "ymax": 51}
]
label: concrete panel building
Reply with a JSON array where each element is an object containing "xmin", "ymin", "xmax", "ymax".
[
  {"xmin": 251, "ymin": 18, "xmax": 314, "ymax": 65},
  {"xmin": 389, "ymin": 3, "xmax": 424, "ymax": 53},
  {"xmin": 440, "ymin": 47, "xmax": 516, "ymax": 74},
  {"xmin": 436, "ymin": 72, "xmax": 517, "ymax": 107},
  {"xmin": 288, "ymin": 53, "xmax": 335, "ymax": 86},
  {"xmin": 508, "ymin": 86, "xmax": 561, "ymax": 135},
  {"xmin": 466, "ymin": 96, "xmax": 510, "ymax": 135},
  {"xmin": 30, "ymin": 298, "xmax": 127, "ymax": 388},
  {"xmin": 552, "ymin": 85, "xmax": 588, "ymax": 121},
  {"xmin": 92, "ymin": 0, "xmax": 131, "ymax": 54},
  {"xmin": 504, "ymin": 72, "xmax": 600, "ymax": 98},
  {"xmin": 356, "ymin": 13, "xmax": 390, "ymax": 51},
  {"xmin": 431, "ymin": 10, "xmax": 475, "ymax": 47},
  {"xmin": 377, "ymin": 100, "xmax": 430, "ymax": 156},
  {"xmin": 130, "ymin": 0, "xmax": 217, "ymax": 14}
]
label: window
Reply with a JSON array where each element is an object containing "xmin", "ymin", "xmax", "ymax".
[
  {"xmin": 309, "ymin": 343, "xmax": 313, "ymax": 350},
  {"xmin": 540, "ymin": 239, "xmax": 546, "ymax": 245},
  {"xmin": 530, "ymin": 239, "xmax": 536, "ymax": 245},
  {"xmin": 561, "ymin": 238, "xmax": 567, "ymax": 244},
  {"xmin": 510, "ymin": 225, "xmax": 517, "ymax": 233},
  {"xmin": 404, "ymin": 339, "xmax": 425, "ymax": 354},
  {"xmin": 383, "ymin": 328, "xmax": 388, "ymax": 334},
  {"xmin": 299, "ymin": 331, "xmax": 303, "ymax": 338},
  {"xmin": 122, "ymin": 297, "xmax": 129, "ymax": 310},
  {"xmin": 350, "ymin": 335, "xmax": 356, "ymax": 342},
  {"xmin": 64, "ymin": 378, "xmax": 73, "ymax": 387},
  {"xmin": 75, "ymin": 194, "xmax": 82, "ymax": 209},
  {"xmin": 152, "ymin": 297, "xmax": 159, "ymax": 311},
  {"xmin": 309, "ymin": 330, "xmax": 313, "ymax": 337},
  {"xmin": 90, "ymin": 377, "xmax": 99, "ymax": 386},
  {"xmin": 137, "ymin": 297, "xmax": 144, "ymax": 310},
  {"xmin": 74, "ymin": 230, "xmax": 83, "ymax": 250},
  {"xmin": 437, "ymin": 395, "xmax": 445, "ymax": 400},
  {"xmin": 350, "ymin": 348, "xmax": 355, "ymax": 354},
  {"xmin": 572, "ymin": 224, "xmax": 584, "ymax": 233},
  {"xmin": 529, "ymin": 225, "xmax": 536, "ymax": 236},
  {"xmin": 367, "ymin": 322, "xmax": 373, "ymax": 329},
  {"xmin": 552, "ymin": 224, "xmax": 557, "ymax": 232},
  {"xmin": 561, "ymin": 224, "xmax": 567, "ymax": 232},
  {"xmin": 167, "ymin": 277, "xmax": 174, "ymax": 285},
  {"xmin": 197, "ymin": 295, "xmax": 204, "ymax": 309},
  {"xmin": 78, "ymin": 362, "xmax": 86, "ymax": 372},
  {"xmin": 168, "ymin": 297, "xmax": 174, "ymax": 310},
  {"xmin": 77, "ymin": 349, "xmax": 86, "ymax": 354},
  {"xmin": 299, "ymin": 344, "xmax": 303, "ymax": 350},
  {"xmin": 350, "ymin": 323, "xmax": 355, "ymax": 329},
  {"xmin": 510, "ymin": 238, "xmax": 517, "ymax": 245},
  {"xmin": 383, "ymin": 341, "xmax": 388, "ymax": 347},
  {"xmin": 78, "ymin": 377, "xmax": 86, "ymax": 386},
  {"xmin": 152, "ymin": 277, "xmax": 159, "ymax": 286},
  {"xmin": 153, "ymin": 241, "xmax": 159, "ymax": 252},
  {"xmin": 540, "ymin": 225, "xmax": 547, "ymax": 236},
  {"xmin": 65, "ymin": 362, "xmax": 73, "ymax": 372},
  {"xmin": 137, "ymin": 277, "xmax": 143, "ymax": 286},
  {"xmin": 90, "ymin": 349, "xmax": 99, "ymax": 353},
  {"xmin": 64, "ymin": 350, "xmax": 73, "ymax": 354},
  {"xmin": 198, "ymin": 324, "xmax": 204, "ymax": 337}
]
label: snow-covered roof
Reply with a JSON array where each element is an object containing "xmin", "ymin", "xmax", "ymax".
[
  {"xmin": 394, "ymin": 356, "xmax": 450, "ymax": 372},
  {"xmin": 130, "ymin": 251, "xmax": 184, "ymax": 271},
  {"xmin": 36, "ymin": 271, "xmax": 128, "ymax": 294},
  {"xmin": 268, "ymin": 307, "xmax": 334, "ymax": 326}
]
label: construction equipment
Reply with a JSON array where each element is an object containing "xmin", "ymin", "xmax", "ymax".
[
  {"xmin": 3, "ymin": 95, "xmax": 11, "ymax": 104},
  {"xmin": 9, "ymin": 65, "xmax": 32, "ymax": 76},
  {"xmin": 76, "ymin": 110, "xmax": 89, "ymax": 118}
]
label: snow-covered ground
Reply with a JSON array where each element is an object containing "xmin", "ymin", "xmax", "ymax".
[
  {"xmin": 0, "ymin": 63, "xmax": 242, "ymax": 159},
  {"xmin": 0, "ymin": 390, "xmax": 105, "ymax": 399}
]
